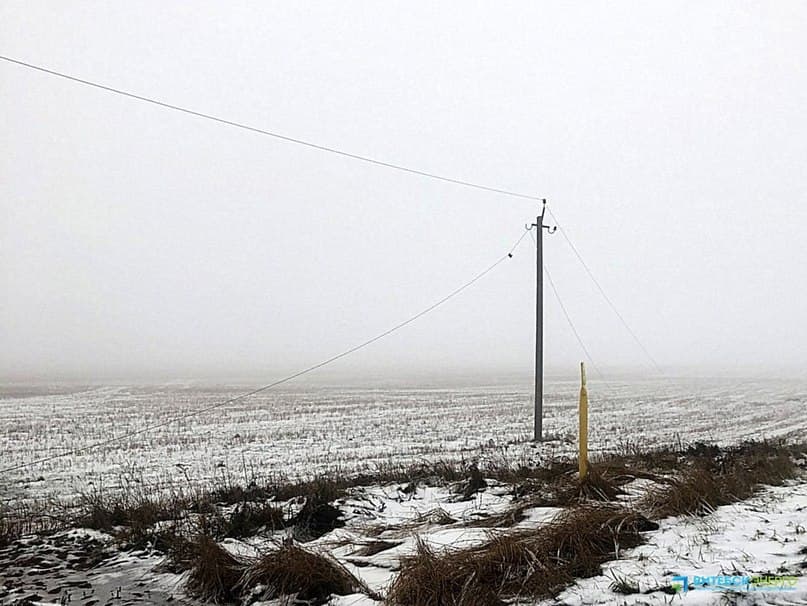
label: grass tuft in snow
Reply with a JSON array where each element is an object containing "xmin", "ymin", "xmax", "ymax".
[
  {"xmin": 643, "ymin": 440, "xmax": 801, "ymax": 518},
  {"xmin": 240, "ymin": 542, "xmax": 372, "ymax": 605},
  {"xmin": 608, "ymin": 571, "xmax": 641, "ymax": 594},
  {"xmin": 184, "ymin": 534, "xmax": 247, "ymax": 604},
  {"xmin": 0, "ymin": 509, "xmax": 16, "ymax": 547},
  {"xmin": 387, "ymin": 505, "xmax": 657, "ymax": 605},
  {"xmin": 571, "ymin": 467, "xmax": 625, "ymax": 502}
]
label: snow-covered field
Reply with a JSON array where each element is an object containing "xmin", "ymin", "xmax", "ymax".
[
  {"xmin": 1, "ymin": 377, "xmax": 806, "ymax": 501},
  {"xmin": 1, "ymin": 376, "xmax": 806, "ymax": 606}
]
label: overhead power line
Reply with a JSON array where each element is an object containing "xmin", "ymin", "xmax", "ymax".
[
  {"xmin": 0, "ymin": 55, "xmax": 542, "ymax": 202},
  {"xmin": 546, "ymin": 208, "xmax": 663, "ymax": 374},
  {"xmin": 0, "ymin": 229, "xmax": 531, "ymax": 475},
  {"xmin": 530, "ymin": 229, "xmax": 604, "ymax": 382},
  {"xmin": 0, "ymin": 56, "xmax": 660, "ymax": 371}
]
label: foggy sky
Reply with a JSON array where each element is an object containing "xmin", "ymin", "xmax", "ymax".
[{"xmin": 2, "ymin": 2, "xmax": 806, "ymax": 381}]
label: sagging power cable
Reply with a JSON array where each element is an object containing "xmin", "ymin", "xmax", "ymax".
[
  {"xmin": 529, "ymin": 229, "xmax": 606, "ymax": 382},
  {"xmin": 546, "ymin": 208, "xmax": 663, "ymax": 374},
  {"xmin": 0, "ymin": 229, "xmax": 531, "ymax": 474},
  {"xmin": 1, "ymin": 56, "xmax": 660, "ymax": 373},
  {"xmin": 0, "ymin": 55, "xmax": 541, "ymax": 202}
]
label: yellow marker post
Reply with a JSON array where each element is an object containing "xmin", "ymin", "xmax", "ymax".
[{"xmin": 579, "ymin": 362, "xmax": 589, "ymax": 480}]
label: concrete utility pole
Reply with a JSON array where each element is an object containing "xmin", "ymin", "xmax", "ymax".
[{"xmin": 532, "ymin": 200, "xmax": 555, "ymax": 441}]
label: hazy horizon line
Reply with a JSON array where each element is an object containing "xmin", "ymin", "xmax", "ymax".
[{"xmin": 3, "ymin": 363, "xmax": 805, "ymax": 386}]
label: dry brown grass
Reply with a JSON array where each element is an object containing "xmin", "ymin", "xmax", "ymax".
[
  {"xmin": 644, "ymin": 468, "xmax": 720, "ymax": 518},
  {"xmin": 464, "ymin": 504, "xmax": 529, "ymax": 529},
  {"xmin": 184, "ymin": 535, "xmax": 247, "ymax": 604},
  {"xmin": 366, "ymin": 507, "xmax": 458, "ymax": 538},
  {"xmin": 241, "ymin": 543, "xmax": 370, "ymax": 605},
  {"xmin": 643, "ymin": 440, "xmax": 801, "ymax": 518},
  {"xmin": 388, "ymin": 538, "xmax": 504, "ymax": 606},
  {"xmin": 597, "ymin": 441, "xmax": 684, "ymax": 473},
  {"xmin": 387, "ymin": 505, "xmax": 656, "ymax": 606},
  {"xmin": 0, "ymin": 510, "xmax": 16, "ymax": 548},
  {"xmin": 3, "ymin": 439, "xmax": 800, "ymax": 598},
  {"xmin": 291, "ymin": 493, "xmax": 345, "ymax": 541},
  {"xmin": 214, "ymin": 501, "xmax": 285, "ymax": 539},
  {"xmin": 566, "ymin": 467, "xmax": 624, "ymax": 503},
  {"xmin": 512, "ymin": 465, "xmax": 624, "ymax": 507},
  {"xmin": 456, "ymin": 463, "xmax": 487, "ymax": 500},
  {"xmin": 0, "ymin": 499, "xmax": 74, "ymax": 547},
  {"xmin": 76, "ymin": 484, "xmax": 186, "ymax": 532}
]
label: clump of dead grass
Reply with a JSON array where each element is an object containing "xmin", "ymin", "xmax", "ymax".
[
  {"xmin": 644, "ymin": 467, "xmax": 723, "ymax": 518},
  {"xmin": 153, "ymin": 529, "xmax": 199, "ymax": 574},
  {"xmin": 456, "ymin": 463, "xmax": 487, "ymax": 500},
  {"xmin": 0, "ymin": 510, "xmax": 17, "ymax": 548},
  {"xmin": 464, "ymin": 503, "xmax": 529, "ymax": 529},
  {"xmin": 241, "ymin": 543, "xmax": 370, "ymax": 605},
  {"xmin": 643, "ymin": 440, "xmax": 801, "ymax": 518},
  {"xmin": 214, "ymin": 501, "xmax": 285, "ymax": 539},
  {"xmin": 388, "ymin": 538, "xmax": 502, "ymax": 606},
  {"xmin": 184, "ymin": 535, "xmax": 247, "ymax": 604},
  {"xmin": 565, "ymin": 467, "xmax": 624, "ymax": 503},
  {"xmin": 0, "ymin": 499, "xmax": 81, "ymax": 547},
  {"xmin": 513, "ymin": 465, "xmax": 624, "ymax": 507},
  {"xmin": 291, "ymin": 492, "xmax": 345, "ymax": 541},
  {"xmin": 387, "ymin": 505, "xmax": 656, "ymax": 605},
  {"xmin": 76, "ymin": 484, "xmax": 186, "ymax": 538}
]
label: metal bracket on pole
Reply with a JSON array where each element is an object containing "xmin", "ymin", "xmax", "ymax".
[{"xmin": 532, "ymin": 199, "xmax": 556, "ymax": 441}]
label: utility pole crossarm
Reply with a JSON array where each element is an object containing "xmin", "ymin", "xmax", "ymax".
[{"xmin": 531, "ymin": 200, "xmax": 556, "ymax": 442}]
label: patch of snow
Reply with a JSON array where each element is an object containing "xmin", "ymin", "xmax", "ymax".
[{"xmin": 542, "ymin": 481, "xmax": 807, "ymax": 605}]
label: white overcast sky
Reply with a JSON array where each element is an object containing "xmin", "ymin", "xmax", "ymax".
[{"xmin": 1, "ymin": 2, "xmax": 805, "ymax": 381}]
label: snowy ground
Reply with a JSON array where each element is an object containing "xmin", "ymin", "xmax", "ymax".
[
  {"xmin": 2, "ymin": 475, "xmax": 805, "ymax": 606},
  {"xmin": 1, "ymin": 377, "xmax": 806, "ymax": 502},
  {"xmin": 544, "ymin": 481, "xmax": 807, "ymax": 605},
  {"xmin": 1, "ymin": 377, "xmax": 806, "ymax": 605}
]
